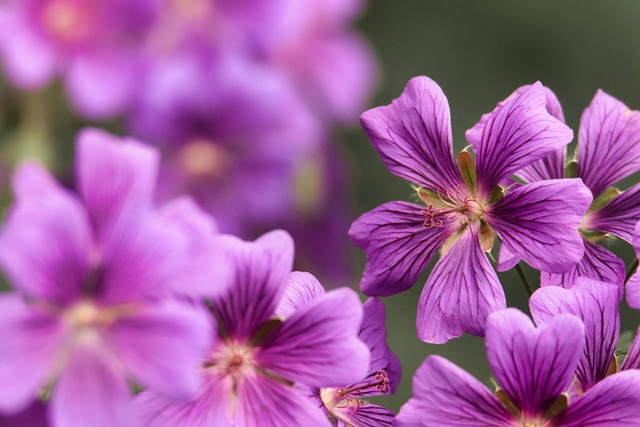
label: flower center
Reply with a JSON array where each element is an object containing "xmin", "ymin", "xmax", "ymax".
[
  {"xmin": 180, "ymin": 139, "xmax": 231, "ymax": 178},
  {"xmin": 42, "ymin": 0, "xmax": 93, "ymax": 42},
  {"xmin": 320, "ymin": 370, "xmax": 390, "ymax": 413},
  {"xmin": 420, "ymin": 196, "xmax": 486, "ymax": 229},
  {"xmin": 206, "ymin": 340, "xmax": 256, "ymax": 381}
]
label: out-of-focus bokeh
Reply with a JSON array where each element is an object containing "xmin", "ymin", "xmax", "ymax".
[{"xmin": 1, "ymin": 0, "xmax": 640, "ymax": 416}]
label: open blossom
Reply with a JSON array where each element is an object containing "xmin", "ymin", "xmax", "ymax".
[
  {"xmin": 350, "ymin": 76, "xmax": 591, "ymax": 343},
  {"xmin": 0, "ymin": 129, "xmax": 228, "ymax": 427},
  {"xmin": 396, "ymin": 308, "xmax": 640, "ymax": 426},
  {"xmin": 275, "ymin": 273, "xmax": 400, "ymax": 426},
  {"xmin": 487, "ymin": 87, "xmax": 640, "ymax": 297},
  {"xmin": 137, "ymin": 230, "xmax": 370, "ymax": 427},
  {"xmin": 530, "ymin": 278, "xmax": 640, "ymax": 395},
  {"xmin": 0, "ymin": 0, "xmax": 158, "ymax": 118}
]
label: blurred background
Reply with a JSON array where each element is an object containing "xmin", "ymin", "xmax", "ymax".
[{"xmin": 1, "ymin": 0, "xmax": 640, "ymax": 415}]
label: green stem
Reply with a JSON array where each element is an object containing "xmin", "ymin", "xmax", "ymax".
[
  {"xmin": 626, "ymin": 258, "xmax": 639, "ymax": 283},
  {"xmin": 515, "ymin": 263, "xmax": 534, "ymax": 297}
]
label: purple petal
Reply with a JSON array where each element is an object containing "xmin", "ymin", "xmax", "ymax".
[
  {"xmin": 235, "ymin": 375, "xmax": 331, "ymax": 427},
  {"xmin": 487, "ymin": 179, "xmax": 592, "ymax": 273},
  {"xmin": 469, "ymin": 82, "xmax": 573, "ymax": 198},
  {"xmin": 333, "ymin": 402, "xmax": 395, "ymax": 427},
  {"xmin": 540, "ymin": 240, "xmax": 625, "ymax": 301},
  {"xmin": 105, "ymin": 300, "xmax": 213, "ymax": 400},
  {"xmin": 624, "ymin": 222, "xmax": 640, "ymax": 309},
  {"xmin": 213, "ymin": 230, "xmax": 294, "ymax": 341},
  {"xmin": 586, "ymin": 182, "xmax": 640, "ymax": 244},
  {"xmin": 485, "ymin": 309, "xmax": 584, "ymax": 417},
  {"xmin": 577, "ymin": 90, "xmax": 640, "ymax": 197},
  {"xmin": 51, "ymin": 344, "xmax": 137, "ymax": 427},
  {"xmin": 349, "ymin": 201, "xmax": 455, "ymax": 296},
  {"xmin": 621, "ymin": 325, "xmax": 640, "ymax": 371},
  {"xmin": 0, "ymin": 295, "xmax": 64, "ymax": 413},
  {"xmin": 530, "ymin": 279, "xmax": 619, "ymax": 392},
  {"xmin": 359, "ymin": 76, "xmax": 465, "ymax": 196},
  {"xmin": 553, "ymin": 371, "xmax": 640, "ymax": 426},
  {"xmin": 258, "ymin": 288, "xmax": 369, "ymax": 387},
  {"xmin": 467, "ymin": 84, "xmax": 566, "ymax": 183},
  {"xmin": 0, "ymin": 162, "xmax": 91, "ymax": 304},
  {"xmin": 275, "ymin": 271, "xmax": 326, "ymax": 319},
  {"xmin": 75, "ymin": 128, "xmax": 159, "ymax": 237},
  {"xmin": 417, "ymin": 226, "xmax": 506, "ymax": 343},
  {"xmin": 0, "ymin": 400, "xmax": 49, "ymax": 427},
  {"xmin": 395, "ymin": 355, "xmax": 514, "ymax": 427}
]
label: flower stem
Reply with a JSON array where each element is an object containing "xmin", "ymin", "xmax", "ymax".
[
  {"xmin": 626, "ymin": 258, "xmax": 639, "ymax": 283},
  {"xmin": 515, "ymin": 263, "xmax": 534, "ymax": 297}
]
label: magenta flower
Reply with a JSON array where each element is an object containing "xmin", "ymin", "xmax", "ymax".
[
  {"xmin": 137, "ymin": 231, "xmax": 370, "ymax": 427},
  {"xmin": 0, "ymin": 0, "xmax": 157, "ymax": 118},
  {"xmin": 396, "ymin": 308, "xmax": 640, "ymax": 426},
  {"xmin": 350, "ymin": 76, "xmax": 591, "ymax": 343},
  {"xmin": 0, "ymin": 129, "xmax": 228, "ymax": 426},
  {"xmin": 487, "ymin": 87, "xmax": 640, "ymax": 297},
  {"xmin": 530, "ymin": 278, "xmax": 640, "ymax": 395},
  {"xmin": 275, "ymin": 273, "xmax": 400, "ymax": 426}
]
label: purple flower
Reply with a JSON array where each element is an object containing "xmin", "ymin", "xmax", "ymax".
[
  {"xmin": 0, "ymin": 0, "xmax": 158, "ymax": 118},
  {"xmin": 530, "ymin": 277, "xmax": 640, "ymax": 395},
  {"xmin": 350, "ymin": 76, "xmax": 591, "ymax": 343},
  {"xmin": 396, "ymin": 308, "xmax": 640, "ymax": 426},
  {"xmin": 626, "ymin": 222, "xmax": 640, "ymax": 307},
  {"xmin": 487, "ymin": 87, "xmax": 640, "ymax": 297},
  {"xmin": 136, "ymin": 230, "xmax": 370, "ymax": 427},
  {"xmin": 0, "ymin": 129, "xmax": 227, "ymax": 426},
  {"xmin": 275, "ymin": 273, "xmax": 400, "ymax": 426}
]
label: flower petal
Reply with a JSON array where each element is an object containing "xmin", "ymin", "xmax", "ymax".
[
  {"xmin": 586, "ymin": 182, "xmax": 640, "ymax": 244},
  {"xmin": 0, "ymin": 400, "xmax": 49, "ymax": 427},
  {"xmin": 105, "ymin": 300, "xmax": 213, "ymax": 400},
  {"xmin": 334, "ymin": 402, "xmax": 395, "ymax": 427},
  {"xmin": 0, "ymin": 162, "xmax": 91, "ymax": 304},
  {"xmin": 359, "ymin": 76, "xmax": 465, "ymax": 196},
  {"xmin": 577, "ymin": 90, "xmax": 640, "ymax": 198},
  {"xmin": 621, "ymin": 325, "xmax": 640, "ymax": 371},
  {"xmin": 275, "ymin": 272, "xmax": 326, "ymax": 319},
  {"xmin": 469, "ymin": 82, "xmax": 573, "ymax": 198},
  {"xmin": 553, "ymin": 371, "xmax": 640, "ymax": 426},
  {"xmin": 349, "ymin": 201, "xmax": 455, "ymax": 296},
  {"xmin": 258, "ymin": 288, "xmax": 369, "ymax": 387},
  {"xmin": 395, "ymin": 355, "xmax": 514, "ymax": 427},
  {"xmin": 51, "ymin": 344, "xmax": 136, "ymax": 427},
  {"xmin": 75, "ymin": 128, "xmax": 159, "ymax": 237},
  {"xmin": 529, "ymin": 279, "xmax": 620, "ymax": 392},
  {"xmin": 0, "ymin": 295, "xmax": 64, "ymax": 413},
  {"xmin": 624, "ymin": 222, "xmax": 640, "ymax": 309},
  {"xmin": 487, "ymin": 179, "xmax": 592, "ymax": 273},
  {"xmin": 485, "ymin": 309, "xmax": 584, "ymax": 417},
  {"xmin": 212, "ymin": 230, "xmax": 294, "ymax": 341},
  {"xmin": 417, "ymin": 227, "xmax": 506, "ymax": 344},
  {"xmin": 540, "ymin": 240, "xmax": 625, "ymax": 301}
]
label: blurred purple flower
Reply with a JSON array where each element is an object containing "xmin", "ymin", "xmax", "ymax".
[
  {"xmin": 275, "ymin": 273, "xmax": 400, "ymax": 426},
  {"xmin": 350, "ymin": 76, "xmax": 591, "ymax": 343},
  {"xmin": 396, "ymin": 308, "xmax": 640, "ymax": 426},
  {"xmin": 0, "ymin": 0, "xmax": 158, "ymax": 118},
  {"xmin": 137, "ymin": 231, "xmax": 370, "ymax": 427},
  {"xmin": 0, "ymin": 129, "xmax": 229, "ymax": 426}
]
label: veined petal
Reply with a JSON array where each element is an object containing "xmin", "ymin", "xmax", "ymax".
[
  {"xmin": 359, "ymin": 76, "xmax": 465, "ymax": 196},
  {"xmin": 470, "ymin": 82, "xmax": 573, "ymax": 198},
  {"xmin": 235, "ymin": 375, "xmax": 331, "ymax": 427},
  {"xmin": 334, "ymin": 403, "xmax": 395, "ymax": 427},
  {"xmin": 540, "ymin": 241, "xmax": 625, "ymax": 302},
  {"xmin": 275, "ymin": 272, "xmax": 326, "ymax": 319},
  {"xmin": 258, "ymin": 288, "xmax": 369, "ymax": 387},
  {"xmin": 621, "ymin": 325, "xmax": 640, "ymax": 371},
  {"xmin": 0, "ymin": 295, "xmax": 65, "ymax": 414},
  {"xmin": 467, "ymin": 84, "xmax": 566, "ymax": 183},
  {"xmin": 485, "ymin": 309, "xmax": 584, "ymax": 417},
  {"xmin": 51, "ymin": 344, "xmax": 136, "ymax": 427},
  {"xmin": 105, "ymin": 300, "xmax": 213, "ymax": 400},
  {"xmin": 395, "ymin": 356, "xmax": 514, "ymax": 427},
  {"xmin": 0, "ymin": 162, "xmax": 92, "ymax": 304},
  {"xmin": 529, "ymin": 279, "xmax": 619, "ymax": 392},
  {"xmin": 624, "ymin": 222, "xmax": 640, "ymax": 309},
  {"xmin": 75, "ymin": 128, "xmax": 159, "ymax": 237},
  {"xmin": 553, "ymin": 371, "xmax": 640, "ymax": 426},
  {"xmin": 487, "ymin": 179, "xmax": 591, "ymax": 273},
  {"xmin": 212, "ymin": 230, "xmax": 294, "ymax": 341},
  {"xmin": 587, "ymin": 182, "xmax": 640, "ymax": 244},
  {"xmin": 417, "ymin": 226, "xmax": 506, "ymax": 344},
  {"xmin": 349, "ymin": 201, "xmax": 456, "ymax": 297},
  {"xmin": 577, "ymin": 90, "xmax": 640, "ymax": 197}
]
